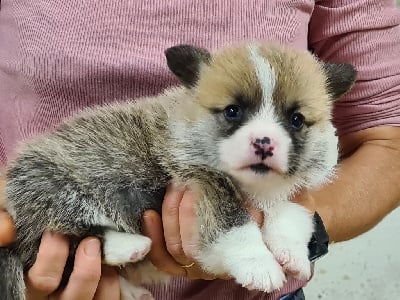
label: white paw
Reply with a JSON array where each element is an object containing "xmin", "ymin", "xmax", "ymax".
[
  {"xmin": 270, "ymin": 245, "xmax": 311, "ymax": 281},
  {"xmin": 197, "ymin": 223, "xmax": 287, "ymax": 293},
  {"xmin": 229, "ymin": 252, "xmax": 286, "ymax": 293},
  {"xmin": 103, "ymin": 231, "xmax": 151, "ymax": 266},
  {"xmin": 261, "ymin": 201, "xmax": 314, "ymax": 280},
  {"xmin": 124, "ymin": 261, "xmax": 171, "ymax": 285},
  {"xmin": 120, "ymin": 276, "xmax": 154, "ymax": 300}
]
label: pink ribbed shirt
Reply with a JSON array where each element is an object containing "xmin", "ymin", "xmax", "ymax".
[{"xmin": 0, "ymin": 0, "xmax": 399, "ymax": 299}]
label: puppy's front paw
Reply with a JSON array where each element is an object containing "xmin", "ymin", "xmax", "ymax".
[
  {"xmin": 230, "ymin": 253, "xmax": 286, "ymax": 292},
  {"xmin": 120, "ymin": 276, "xmax": 154, "ymax": 300},
  {"xmin": 270, "ymin": 244, "xmax": 311, "ymax": 281},
  {"xmin": 261, "ymin": 201, "xmax": 314, "ymax": 281},
  {"xmin": 197, "ymin": 222, "xmax": 286, "ymax": 292}
]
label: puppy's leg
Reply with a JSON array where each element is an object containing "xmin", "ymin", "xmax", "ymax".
[
  {"xmin": 119, "ymin": 262, "xmax": 170, "ymax": 300},
  {"xmin": 198, "ymin": 222, "xmax": 286, "ymax": 292},
  {"xmin": 262, "ymin": 201, "xmax": 314, "ymax": 280},
  {"xmin": 119, "ymin": 275, "xmax": 154, "ymax": 300},
  {"xmin": 102, "ymin": 230, "xmax": 151, "ymax": 266},
  {"xmin": 181, "ymin": 168, "xmax": 286, "ymax": 293},
  {"xmin": 123, "ymin": 261, "xmax": 170, "ymax": 285}
]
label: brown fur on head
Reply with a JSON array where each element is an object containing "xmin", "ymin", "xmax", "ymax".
[
  {"xmin": 165, "ymin": 43, "xmax": 357, "ymax": 198},
  {"xmin": 166, "ymin": 43, "xmax": 356, "ymax": 122}
]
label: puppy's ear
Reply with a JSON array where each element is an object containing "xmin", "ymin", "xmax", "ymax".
[
  {"xmin": 165, "ymin": 44, "xmax": 211, "ymax": 87},
  {"xmin": 322, "ymin": 63, "xmax": 357, "ymax": 100}
]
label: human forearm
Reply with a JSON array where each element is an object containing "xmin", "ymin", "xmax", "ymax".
[{"xmin": 311, "ymin": 126, "xmax": 400, "ymax": 243}]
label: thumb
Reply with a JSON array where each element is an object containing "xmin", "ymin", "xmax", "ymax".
[
  {"xmin": 0, "ymin": 209, "xmax": 16, "ymax": 246},
  {"xmin": 0, "ymin": 175, "xmax": 16, "ymax": 246}
]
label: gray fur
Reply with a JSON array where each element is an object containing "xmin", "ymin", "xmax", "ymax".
[
  {"xmin": 1, "ymin": 86, "xmax": 251, "ymax": 299},
  {"xmin": 323, "ymin": 63, "xmax": 357, "ymax": 100},
  {"xmin": 0, "ymin": 44, "xmax": 356, "ymax": 299},
  {"xmin": 0, "ymin": 249, "xmax": 24, "ymax": 300}
]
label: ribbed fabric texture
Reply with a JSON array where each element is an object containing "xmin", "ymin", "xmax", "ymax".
[
  {"xmin": 0, "ymin": 0, "xmax": 399, "ymax": 299},
  {"xmin": 309, "ymin": 0, "xmax": 400, "ymax": 135},
  {"xmin": 145, "ymin": 275, "xmax": 310, "ymax": 300},
  {"xmin": 1, "ymin": 0, "xmax": 400, "ymax": 165}
]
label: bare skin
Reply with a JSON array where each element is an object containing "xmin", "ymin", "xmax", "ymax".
[
  {"xmin": 308, "ymin": 126, "xmax": 400, "ymax": 242},
  {"xmin": 0, "ymin": 177, "xmax": 15, "ymax": 246},
  {"xmin": 0, "ymin": 126, "xmax": 399, "ymax": 299},
  {"xmin": 25, "ymin": 234, "xmax": 120, "ymax": 300}
]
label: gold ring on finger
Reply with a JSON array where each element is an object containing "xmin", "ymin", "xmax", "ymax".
[{"xmin": 180, "ymin": 262, "xmax": 195, "ymax": 268}]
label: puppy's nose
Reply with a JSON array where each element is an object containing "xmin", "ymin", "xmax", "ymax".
[
  {"xmin": 252, "ymin": 137, "xmax": 274, "ymax": 160},
  {"xmin": 254, "ymin": 137, "xmax": 271, "ymax": 146}
]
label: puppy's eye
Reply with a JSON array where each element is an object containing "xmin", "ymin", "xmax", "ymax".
[
  {"xmin": 224, "ymin": 105, "xmax": 243, "ymax": 122},
  {"xmin": 291, "ymin": 112, "xmax": 304, "ymax": 129}
]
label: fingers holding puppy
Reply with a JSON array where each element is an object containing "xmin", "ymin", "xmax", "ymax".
[
  {"xmin": 25, "ymin": 232, "xmax": 70, "ymax": 299},
  {"xmin": 0, "ymin": 209, "xmax": 15, "ymax": 246},
  {"xmin": 53, "ymin": 237, "xmax": 103, "ymax": 300},
  {"xmin": 25, "ymin": 233, "xmax": 116, "ymax": 300},
  {"xmin": 142, "ymin": 184, "xmax": 226, "ymax": 280}
]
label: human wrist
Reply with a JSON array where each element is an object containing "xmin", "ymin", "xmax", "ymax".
[{"xmin": 309, "ymin": 192, "xmax": 334, "ymax": 243}]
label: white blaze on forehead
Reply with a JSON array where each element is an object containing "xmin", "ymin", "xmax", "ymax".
[{"xmin": 248, "ymin": 45, "xmax": 276, "ymax": 118}]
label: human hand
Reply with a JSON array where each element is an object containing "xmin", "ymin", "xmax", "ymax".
[
  {"xmin": 25, "ymin": 233, "xmax": 120, "ymax": 300},
  {"xmin": 6, "ymin": 230, "xmax": 121, "ymax": 300},
  {"xmin": 0, "ymin": 213, "xmax": 120, "ymax": 300},
  {"xmin": 0, "ymin": 175, "xmax": 15, "ymax": 246},
  {"xmin": 141, "ymin": 184, "xmax": 264, "ymax": 280},
  {"xmin": 0, "ymin": 208, "xmax": 15, "ymax": 246}
]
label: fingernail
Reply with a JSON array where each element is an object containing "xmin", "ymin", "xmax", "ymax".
[
  {"xmin": 143, "ymin": 213, "xmax": 154, "ymax": 225},
  {"xmin": 84, "ymin": 239, "xmax": 100, "ymax": 257},
  {"xmin": 42, "ymin": 231, "xmax": 52, "ymax": 238},
  {"xmin": 169, "ymin": 181, "xmax": 185, "ymax": 192},
  {"xmin": 42, "ymin": 230, "xmax": 59, "ymax": 240}
]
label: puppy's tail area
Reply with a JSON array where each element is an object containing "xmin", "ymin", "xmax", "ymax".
[{"xmin": 0, "ymin": 247, "xmax": 25, "ymax": 300}]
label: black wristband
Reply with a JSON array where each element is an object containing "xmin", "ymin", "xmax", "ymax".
[{"xmin": 308, "ymin": 212, "xmax": 329, "ymax": 262}]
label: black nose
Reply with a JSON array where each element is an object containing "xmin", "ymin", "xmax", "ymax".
[
  {"xmin": 254, "ymin": 137, "xmax": 271, "ymax": 145},
  {"xmin": 253, "ymin": 137, "xmax": 273, "ymax": 160}
]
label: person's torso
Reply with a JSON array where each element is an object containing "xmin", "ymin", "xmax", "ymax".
[{"xmin": 0, "ymin": 0, "xmax": 315, "ymax": 166}]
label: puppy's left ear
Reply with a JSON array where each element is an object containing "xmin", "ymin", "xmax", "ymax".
[
  {"xmin": 322, "ymin": 63, "xmax": 357, "ymax": 100},
  {"xmin": 165, "ymin": 44, "xmax": 211, "ymax": 87}
]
